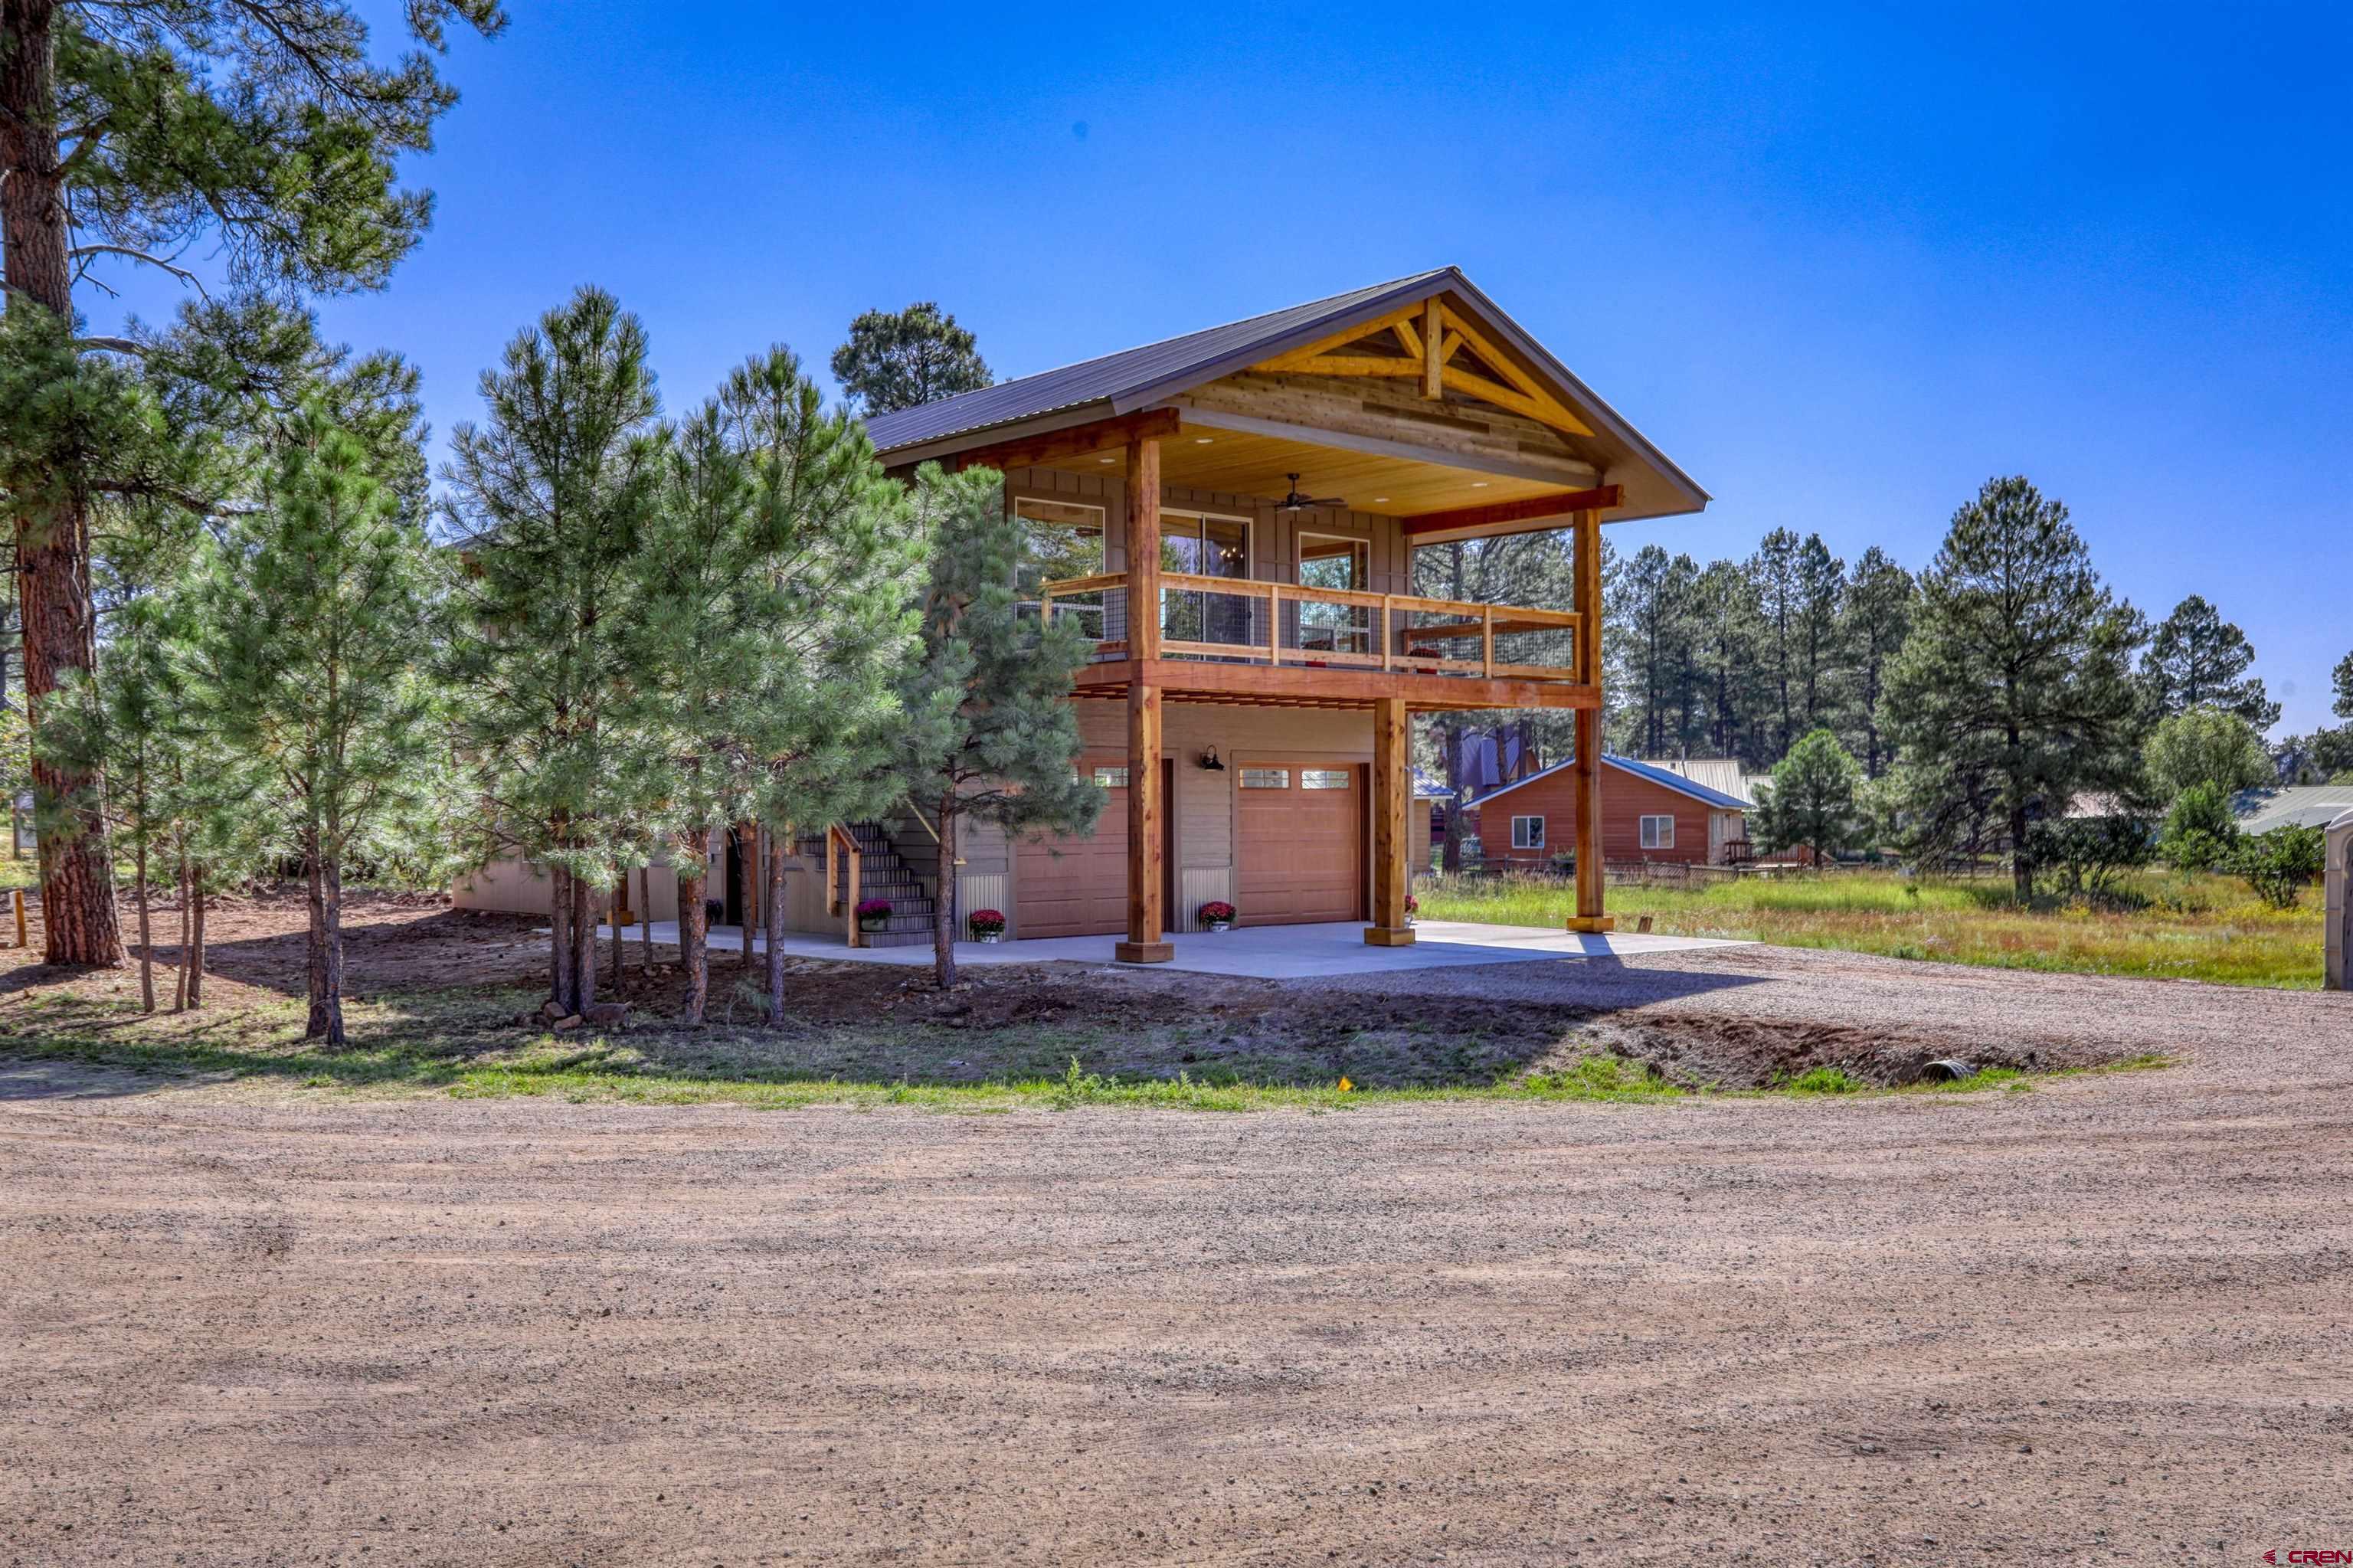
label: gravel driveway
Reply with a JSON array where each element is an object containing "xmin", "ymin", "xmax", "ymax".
[{"xmin": 4, "ymin": 948, "xmax": 2350, "ymax": 1565}]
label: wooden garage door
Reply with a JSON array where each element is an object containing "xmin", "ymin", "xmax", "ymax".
[
  {"xmin": 1239, "ymin": 764, "xmax": 1363, "ymax": 925},
  {"xmin": 1016, "ymin": 757, "xmax": 1128, "ymax": 938}
]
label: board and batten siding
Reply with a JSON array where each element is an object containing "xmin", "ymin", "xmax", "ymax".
[{"xmin": 1465, "ymin": 764, "xmax": 1737, "ymax": 869}]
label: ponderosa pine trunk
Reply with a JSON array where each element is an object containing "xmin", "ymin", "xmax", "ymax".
[
  {"xmin": 548, "ymin": 860, "xmax": 575, "ymax": 1014},
  {"xmin": 762, "ymin": 825, "xmax": 787, "ymax": 1026},
  {"xmin": 174, "ymin": 846, "xmax": 191, "ymax": 1012},
  {"xmin": 569, "ymin": 868, "xmax": 597, "ymax": 1011},
  {"xmin": 303, "ymin": 849, "xmax": 332, "ymax": 1037},
  {"xmin": 931, "ymin": 799, "xmax": 958, "ymax": 988},
  {"xmin": 675, "ymin": 833, "xmax": 708, "ymax": 1026},
  {"xmin": 133, "ymin": 833, "xmax": 154, "ymax": 1013},
  {"xmin": 2010, "ymin": 800, "xmax": 2034, "ymax": 902},
  {"xmin": 188, "ymin": 878, "xmax": 206, "ymax": 1008},
  {"xmin": 638, "ymin": 866, "xmax": 653, "ymax": 980},
  {"xmin": 3, "ymin": 0, "xmax": 124, "ymax": 968},
  {"xmin": 317, "ymin": 856, "xmax": 345, "ymax": 1046}
]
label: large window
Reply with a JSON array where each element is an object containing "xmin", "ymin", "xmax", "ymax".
[
  {"xmin": 1512, "ymin": 815, "xmax": 1546, "ymax": 850},
  {"xmin": 1640, "ymin": 814, "xmax": 1675, "ymax": 850},
  {"xmin": 1295, "ymin": 532, "xmax": 1373, "ymax": 657},
  {"xmin": 1160, "ymin": 509, "xmax": 1251, "ymax": 650},
  {"xmin": 1019, "ymin": 499, "xmax": 1109, "ymax": 640}
]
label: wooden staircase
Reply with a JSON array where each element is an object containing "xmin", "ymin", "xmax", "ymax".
[{"xmin": 798, "ymin": 820, "xmax": 941, "ymax": 949}]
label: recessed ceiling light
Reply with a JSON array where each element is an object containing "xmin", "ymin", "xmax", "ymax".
[
  {"xmin": 1471, "ymin": 481, "xmax": 1490, "ymax": 488},
  {"xmin": 1098, "ymin": 455, "xmax": 1115, "ymax": 463},
  {"xmin": 1193, "ymin": 436, "xmax": 1214, "ymax": 444},
  {"xmin": 1371, "ymin": 496, "xmax": 1389, "ymax": 504}
]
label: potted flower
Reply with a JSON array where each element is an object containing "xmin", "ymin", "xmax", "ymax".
[
  {"xmin": 968, "ymin": 908, "xmax": 1006, "ymax": 944},
  {"xmin": 855, "ymin": 897, "xmax": 893, "ymax": 933},
  {"xmin": 1405, "ymin": 894, "xmax": 1419, "ymax": 928},
  {"xmin": 1198, "ymin": 900, "xmax": 1237, "ymax": 933}
]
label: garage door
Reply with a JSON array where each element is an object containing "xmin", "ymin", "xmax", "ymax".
[
  {"xmin": 1239, "ymin": 764, "xmax": 1364, "ymax": 925},
  {"xmin": 1016, "ymin": 757, "xmax": 1128, "ymax": 938}
]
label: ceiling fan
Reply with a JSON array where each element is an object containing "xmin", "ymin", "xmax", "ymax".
[{"xmin": 1275, "ymin": 473, "xmax": 1346, "ymax": 512}]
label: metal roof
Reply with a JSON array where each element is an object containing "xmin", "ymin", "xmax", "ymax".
[
  {"xmin": 1469, "ymin": 752, "xmax": 1751, "ymax": 813},
  {"xmin": 2233, "ymin": 784, "xmax": 2353, "ymax": 835},
  {"xmin": 866, "ymin": 270, "xmax": 1453, "ymax": 454},
  {"xmin": 1647, "ymin": 758, "xmax": 1755, "ymax": 805},
  {"xmin": 862, "ymin": 267, "xmax": 1709, "ymax": 518}
]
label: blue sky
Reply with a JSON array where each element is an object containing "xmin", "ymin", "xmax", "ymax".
[{"xmin": 96, "ymin": 2, "xmax": 2353, "ymax": 730}]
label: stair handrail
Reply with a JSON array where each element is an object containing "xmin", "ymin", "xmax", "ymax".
[{"xmin": 825, "ymin": 823, "xmax": 863, "ymax": 949}]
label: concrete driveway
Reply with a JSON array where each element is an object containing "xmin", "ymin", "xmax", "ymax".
[{"xmin": 597, "ymin": 917, "xmax": 1745, "ymax": 979}]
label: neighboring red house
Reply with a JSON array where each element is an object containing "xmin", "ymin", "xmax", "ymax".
[{"xmin": 1463, "ymin": 752, "xmax": 1749, "ymax": 869}]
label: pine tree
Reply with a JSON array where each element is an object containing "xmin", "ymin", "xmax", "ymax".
[
  {"xmin": 1612, "ymin": 545, "xmax": 1700, "ymax": 757},
  {"xmin": 2142, "ymin": 594, "xmax": 2279, "ymax": 731},
  {"xmin": 0, "ymin": 0, "xmax": 502, "ymax": 964},
  {"xmin": 831, "ymin": 303, "xmax": 993, "ymax": 416},
  {"xmin": 1752, "ymin": 728, "xmax": 1864, "ymax": 865},
  {"xmin": 1793, "ymin": 534, "xmax": 1846, "ymax": 736},
  {"xmin": 1839, "ymin": 546, "xmax": 1913, "ymax": 777},
  {"xmin": 1690, "ymin": 559, "xmax": 1766, "ymax": 765},
  {"xmin": 202, "ymin": 399, "xmax": 447, "ymax": 1046},
  {"xmin": 892, "ymin": 465, "xmax": 1099, "ymax": 987},
  {"xmin": 445, "ymin": 288, "xmax": 663, "ymax": 1018},
  {"xmin": 1746, "ymin": 529, "xmax": 1802, "ymax": 760},
  {"xmin": 686, "ymin": 349, "xmax": 924, "ymax": 1026},
  {"xmin": 1883, "ymin": 477, "xmax": 2148, "ymax": 898},
  {"xmin": 2332, "ymin": 650, "xmax": 2352, "ymax": 721}
]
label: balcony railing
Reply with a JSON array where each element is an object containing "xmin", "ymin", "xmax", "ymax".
[{"xmin": 1036, "ymin": 571, "xmax": 1583, "ymax": 684}]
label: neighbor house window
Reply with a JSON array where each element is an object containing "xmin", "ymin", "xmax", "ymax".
[
  {"xmin": 1239, "ymin": 768, "xmax": 1290, "ymax": 789},
  {"xmin": 1511, "ymin": 815, "xmax": 1545, "ymax": 850},
  {"xmin": 1640, "ymin": 814, "xmax": 1674, "ymax": 849},
  {"xmin": 1300, "ymin": 769, "xmax": 1351, "ymax": 790},
  {"xmin": 1091, "ymin": 766, "xmax": 1129, "ymax": 789}
]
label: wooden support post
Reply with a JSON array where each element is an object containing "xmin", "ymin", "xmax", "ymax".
[
  {"xmin": 1266, "ymin": 581, "xmax": 1281, "ymax": 665},
  {"xmin": 1481, "ymin": 604, "xmax": 1494, "ymax": 677},
  {"xmin": 1125, "ymin": 433, "xmax": 1163, "ymax": 660},
  {"xmin": 1366, "ymin": 696, "xmax": 1415, "ymax": 946},
  {"xmin": 1115, "ymin": 681, "xmax": 1172, "ymax": 964},
  {"xmin": 1568, "ymin": 508, "xmax": 1613, "ymax": 934},
  {"xmin": 1421, "ymin": 296, "xmax": 1443, "ymax": 400},
  {"xmin": 11, "ymin": 889, "xmax": 23, "ymax": 948}
]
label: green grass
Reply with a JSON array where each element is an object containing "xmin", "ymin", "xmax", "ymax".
[{"xmin": 1418, "ymin": 868, "xmax": 2325, "ymax": 989}]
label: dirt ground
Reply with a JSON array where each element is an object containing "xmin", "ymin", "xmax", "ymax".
[
  {"xmin": 0, "ymin": 890, "xmax": 2198, "ymax": 1089},
  {"xmin": 3, "ymin": 896, "xmax": 2351, "ymax": 1564}
]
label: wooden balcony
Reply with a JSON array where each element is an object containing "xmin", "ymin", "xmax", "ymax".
[{"xmin": 1038, "ymin": 571, "xmax": 1595, "ymax": 712}]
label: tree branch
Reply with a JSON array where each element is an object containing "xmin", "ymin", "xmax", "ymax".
[{"xmin": 68, "ymin": 244, "xmax": 211, "ymax": 300}]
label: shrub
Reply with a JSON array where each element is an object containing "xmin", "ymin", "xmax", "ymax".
[
  {"xmin": 2156, "ymin": 781, "xmax": 2239, "ymax": 872},
  {"xmin": 967, "ymin": 908, "xmax": 1006, "ymax": 937},
  {"xmin": 1197, "ymin": 900, "xmax": 1236, "ymax": 924},
  {"xmin": 2027, "ymin": 813, "xmax": 2154, "ymax": 902},
  {"xmin": 2233, "ymin": 824, "xmax": 2325, "ymax": 909}
]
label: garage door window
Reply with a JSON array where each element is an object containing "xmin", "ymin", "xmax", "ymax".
[
  {"xmin": 1301, "ymin": 768, "xmax": 1351, "ymax": 790},
  {"xmin": 1240, "ymin": 768, "xmax": 1290, "ymax": 788},
  {"xmin": 1640, "ymin": 814, "xmax": 1674, "ymax": 849},
  {"xmin": 1512, "ymin": 815, "xmax": 1545, "ymax": 849}
]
